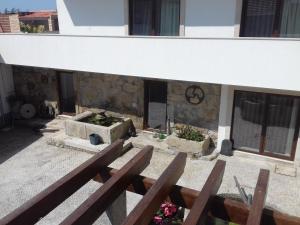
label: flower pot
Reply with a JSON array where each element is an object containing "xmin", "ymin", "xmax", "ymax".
[{"xmin": 89, "ymin": 133, "xmax": 102, "ymax": 145}]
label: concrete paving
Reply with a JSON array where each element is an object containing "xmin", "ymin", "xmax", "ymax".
[{"xmin": 0, "ymin": 123, "xmax": 300, "ymax": 224}]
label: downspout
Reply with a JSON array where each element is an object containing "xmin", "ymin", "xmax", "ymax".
[{"xmin": 0, "ymin": 68, "xmax": 5, "ymax": 126}]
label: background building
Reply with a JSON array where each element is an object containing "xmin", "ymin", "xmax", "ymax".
[{"xmin": 0, "ymin": 13, "xmax": 20, "ymax": 33}]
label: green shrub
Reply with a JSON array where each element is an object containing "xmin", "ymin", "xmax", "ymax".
[{"xmin": 177, "ymin": 126, "xmax": 205, "ymax": 142}]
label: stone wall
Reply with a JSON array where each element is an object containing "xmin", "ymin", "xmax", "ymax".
[
  {"xmin": 75, "ymin": 72, "xmax": 221, "ymax": 133},
  {"xmin": 75, "ymin": 72, "xmax": 144, "ymax": 129},
  {"xmin": 12, "ymin": 66, "xmax": 221, "ymax": 136},
  {"xmin": 167, "ymin": 81, "xmax": 221, "ymax": 131},
  {"xmin": 13, "ymin": 66, "xmax": 59, "ymax": 115}
]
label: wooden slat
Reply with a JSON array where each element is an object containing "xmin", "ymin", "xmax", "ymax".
[
  {"xmin": 122, "ymin": 152, "xmax": 187, "ymax": 225},
  {"xmin": 183, "ymin": 160, "xmax": 226, "ymax": 225},
  {"xmin": 60, "ymin": 145, "xmax": 153, "ymax": 225},
  {"xmin": 246, "ymin": 169, "xmax": 270, "ymax": 225},
  {"xmin": 94, "ymin": 167, "xmax": 300, "ymax": 225},
  {"xmin": 0, "ymin": 140, "xmax": 124, "ymax": 225}
]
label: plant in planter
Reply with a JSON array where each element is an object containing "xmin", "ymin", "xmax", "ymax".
[
  {"xmin": 83, "ymin": 112, "xmax": 122, "ymax": 127},
  {"xmin": 177, "ymin": 125, "xmax": 205, "ymax": 142},
  {"xmin": 150, "ymin": 202, "xmax": 183, "ymax": 225}
]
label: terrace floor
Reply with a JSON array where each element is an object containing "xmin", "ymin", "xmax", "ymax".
[{"xmin": 0, "ymin": 119, "xmax": 299, "ymax": 224}]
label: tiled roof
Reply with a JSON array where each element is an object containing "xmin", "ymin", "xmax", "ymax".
[{"xmin": 19, "ymin": 11, "xmax": 57, "ymax": 19}]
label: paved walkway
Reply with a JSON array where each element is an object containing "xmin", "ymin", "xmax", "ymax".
[{"xmin": 0, "ymin": 125, "xmax": 299, "ymax": 224}]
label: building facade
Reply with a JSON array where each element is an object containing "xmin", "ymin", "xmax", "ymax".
[
  {"xmin": 0, "ymin": 0, "xmax": 300, "ymax": 164},
  {"xmin": 0, "ymin": 14, "xmax": 20, "ymax": 33},
  {"xmin": 19, "ymin": 11, "xmax": 59, "ymax": 32}
]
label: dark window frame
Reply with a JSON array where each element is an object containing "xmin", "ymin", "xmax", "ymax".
[
  {"xmin": 240, "ymin": 0, "xmax": 285, "ymax": 37},
  {"xmin": 129, "ymin": 0, "xmax": 180, "ymax": 36},
  {"xmin": 230, "ymin": 90, "xmax": 300, "ymax": 161}
]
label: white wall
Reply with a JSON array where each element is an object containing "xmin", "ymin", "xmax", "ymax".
[
  {"xmin": 57, "ymin": 0, "xmax": 127, "ymax": 36},
  {"xmin": 185, "ymin": 0, "xmax": 241, "ymax": 37},
  {"xmin": 0, "ymin": 64, "xmax": 14, "ymax": 116},
  {"xmin": 57, "ymin": 0, "xmax": 242, "ymax": 37},
  {"xmin": 0, "ymin": 34, "xmax": 300, "ymax": 92}
]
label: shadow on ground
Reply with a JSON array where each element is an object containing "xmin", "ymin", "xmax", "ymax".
[{"xmin": 0, "ymin": 126, "xmax": 42, "ymax": 164}]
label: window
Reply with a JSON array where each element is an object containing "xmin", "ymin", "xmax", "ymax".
[
  {"xmin": 129, "ymin": 0, "xmax": 180, "ymax": 36},
  {"xmin": 240, "ymin": 0, "xmax": 300, "ymax": 38}
]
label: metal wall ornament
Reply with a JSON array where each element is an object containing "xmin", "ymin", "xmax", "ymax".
[{"xmin": 185, "ymin": 85, "xmax": 205, "ymax": 105}]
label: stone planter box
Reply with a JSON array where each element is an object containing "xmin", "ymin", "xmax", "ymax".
[
  {"xmin": 166, "ymin": 134, "xmax": 211, "ymax": 157},
  {"xmin": 65, "ymin": 111, "xmax": 131, "ymax": 144}
]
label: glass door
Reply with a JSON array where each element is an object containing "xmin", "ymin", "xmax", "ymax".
[
  {"xmin": 263, "ymin": 96, "xmax": 300, "ymax": 158},
  {"xmin": 144, "ymin": 80, "xmax": 167, "ymax": 131},
  {"xmin": 231, "ymin": 90, "xmax": 299, "ymax": 160},
  {"xmin": 231, "ymin": 91, "xmax": 266, "ymax": 153}
]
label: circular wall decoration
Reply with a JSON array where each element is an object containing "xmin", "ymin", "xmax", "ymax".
[{"xmin": 185, "ymin": 85, "xmax": 205, "ymax": 105}]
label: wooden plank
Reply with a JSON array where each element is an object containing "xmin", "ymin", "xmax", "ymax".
[
  {"xmin": 122, "ymin": 152, "xmax": 187, "ymax": 225},
  {"xmin": 60, "ymin": 145, "xmax": 153, "ymax": 225},
  {"xmin": 0, "ymin": 140, "xmax": 124, "ymax": 225},
  {"xmin": 183, "ymin": 160, "xmax": 226, "ymax": 225},
  {"xmin": 246, "ymin": 169, "xmax": 270, "ymax": 225},
  {"xmin": 94, "ymin": 167, "xmax": 300, "ymax": 225}
]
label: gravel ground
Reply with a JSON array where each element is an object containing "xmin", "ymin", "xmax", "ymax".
[{"xmin": 0, "ymin": 125, "xmax": 299, "ymax": 224}]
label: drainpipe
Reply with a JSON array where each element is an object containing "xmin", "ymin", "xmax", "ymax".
[{"xmin": 0, "ymin": 70, "xmax": 5, "ymax": 127}]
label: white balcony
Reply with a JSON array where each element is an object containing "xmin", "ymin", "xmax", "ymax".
[{"xmin": 0, "ymin": 33, "xmax": 299, "ymax": 91}]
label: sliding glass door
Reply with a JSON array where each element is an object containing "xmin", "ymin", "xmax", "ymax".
[
  {"xmin": 240, "ymin": 0, "xmax": 300, "ymax": 38},
  {"xmin": 231, "ymin": 91, "xmax": 300, "ymax": 160}
]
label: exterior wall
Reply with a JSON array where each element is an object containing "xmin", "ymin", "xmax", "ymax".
[
  {"xmin": 13, "ymin": 66, "xmax": 60, "ymax": 115},
  {"xmin": 0, "ymin": 64, "xmax": 14, "ymax": 127},
  {"xmin": 75, "ymin": 72, "xmax": 220, "ymax": 133},
  {"xmin": 217, "ymin": 84, "xmax": 300, "ymax": 165},
  {"xmin": 57, "ymin": 0, "xmax": 127, "ymax": 35},
  {"xmin": 12, "ymin": 66, "xmax": 219, "ymax": 132},
  {"xmin": 9, "ymin": 14, "xmax": 21, "ymax": 33},
  {"xmin": 75, "ymin": 72, "xmax": 144, "ymax": 129},
  {"xmin": 167, "ymin": 81, "xmax": 220, "ymax": 131},
  {"xmin": 0, "ymin": 14, "xmax": 20, "ymax": 33},
  {"xmin": 48, "ymin": 15, "xmax": 59, "ymax": 32},
  {"xmin": 57, "ymin": 0, "xmax": 242, "ymax": 37},
  {"xmin": 185, "ymin": 0, "xmax": 241, "ymax": 37},
  {"xmin": 1, "ymin": 34, "xmax": 299, "ymax": 92}
]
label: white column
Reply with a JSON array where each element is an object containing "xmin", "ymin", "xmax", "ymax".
[{"xmin": 217, "ymin": 85, "xmax": 234, "ymax": 151}]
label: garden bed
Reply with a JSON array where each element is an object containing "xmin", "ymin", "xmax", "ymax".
[
  {"xmin": 166, "ymin": 126, "xmax": 211, "ymax": 157},
  {"xmin": 65, "ymin": 111, "xmax": 131, "ymax": 144}
]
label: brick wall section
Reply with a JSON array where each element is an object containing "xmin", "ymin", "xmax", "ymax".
[
  {"xmin": 0, "ymin": 14, "xmax": 20, "ymax": 33},
  {"xmin": 0, "ymin": 15, "xmax": 11, "ymax": 32}
]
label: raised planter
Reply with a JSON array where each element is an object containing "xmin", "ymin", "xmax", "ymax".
[
  {"xmin": 65, "ymin": 111, "xmax": 131, "ymax": 144},
  {"xmin": 166, "ymin": 133, "xmax": 211, "ymax": 157}
]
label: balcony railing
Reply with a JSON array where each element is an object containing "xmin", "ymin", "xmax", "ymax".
[{"xmin": 0, "ymin": 33, "xmax": 300, "ymax": 91}]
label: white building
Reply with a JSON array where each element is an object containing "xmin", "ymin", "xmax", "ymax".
[{"xmin": 0, "ymin": 0, "xmax": 300, "ymax": 164}]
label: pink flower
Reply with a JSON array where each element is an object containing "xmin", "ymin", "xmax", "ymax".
[
  {"xmin": 153, "ymin": 216, "xmax": 163, "ymax": 224},
  {"xmin": 161, "ymin": 202, "xmax": 177, "ymax": 217}
]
